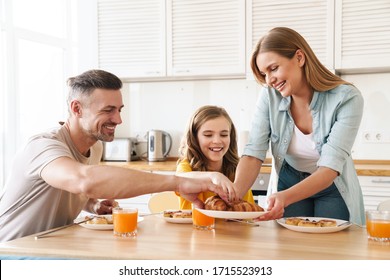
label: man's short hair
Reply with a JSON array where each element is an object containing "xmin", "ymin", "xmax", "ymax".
[{"xmin": 67, "ymin": 69, "xmax": 122, "ymax": 106}]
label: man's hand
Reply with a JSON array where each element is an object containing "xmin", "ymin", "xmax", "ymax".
[
  {"xmin": 93, "ymin": 199, "xmax": 119, "ymax": 215},
  {"xmin": 176, "ymin": 176, "xmax": 229, "ymax": 208}
]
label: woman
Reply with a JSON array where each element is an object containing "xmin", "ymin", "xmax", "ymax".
[
  {"xmin": 176, "ymin": 105, "xmax": 254, "ymax": 209},
  {"xmin": 234, "ymin": 27, "xmax": 365, "ymax": 225}
]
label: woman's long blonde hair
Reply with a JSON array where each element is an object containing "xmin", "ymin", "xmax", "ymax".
[
  {"xmin": 178, "ymin": 105, "xmax": 239, "ymax": 181},
  {"xmin": 251, "ymin": 27, "xmax": 350, "ymax": 91}
]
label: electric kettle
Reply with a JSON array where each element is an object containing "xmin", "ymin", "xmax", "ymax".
[{"xmin": 147, "ymin": 130, "xmax": 172, "ymax": 162}]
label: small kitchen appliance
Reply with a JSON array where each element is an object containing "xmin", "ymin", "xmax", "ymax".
[
  {"xmin": 147, "ymin": 130, "xmax": 172, "ymax": 162},
  {"xmin": 102, "ymin": 137, "xmax": 139, "ymax": 161}
]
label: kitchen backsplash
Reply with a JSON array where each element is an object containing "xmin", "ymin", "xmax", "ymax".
[{"xmin": 114, "ymin": 73, "xmax": 390, "ymax": 160}]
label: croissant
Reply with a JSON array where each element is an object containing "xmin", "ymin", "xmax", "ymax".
[
  {"xmin": 231, "ymin": 201, "xmax": 264, "ymax": 212},
  {"xmin": 205, "ymin": 196, "xmax": 264, "ymax": 212},
  {"xmin": 205, "ymin": 195, "xmax": 228, "ymax": 211}
]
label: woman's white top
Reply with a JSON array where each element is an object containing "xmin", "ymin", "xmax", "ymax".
[{"xmin": 285, "ymin": 125, "xmax": 320, "ymax": 174}]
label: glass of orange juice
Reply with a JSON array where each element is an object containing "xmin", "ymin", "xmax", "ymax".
[
  {"xmin": 366, "ymin": 210, "xmax": 390, "ymax": 242},
  {"xmin": 113, "ymin": 207, "xmax": 138, "ymax": 237},
  {"xmin": 192, "ymin": 207, "xmax": 215, "ymax": 230}
]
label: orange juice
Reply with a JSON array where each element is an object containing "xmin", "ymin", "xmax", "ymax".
[
  {"xmin": 192, "ymin": 208, "xmax": 215, "ymax": 230},
  {"xmin": 366, "ymin": 220, "xmax": 390, "ymax": 239},
  {"xmin": 113, "ymin": 208, "xmax": 138, "ymax": 237}
]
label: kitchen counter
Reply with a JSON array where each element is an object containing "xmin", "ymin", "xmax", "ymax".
[
  {"xmin": 353, "ymin": 160, "xmax": 390, "ymax": 176},
  {"xmin": 100, "ymin": 159, "xmax": 181, "ymax": 172},
  {"xmin": 0, "ymin": 216, "xmax": 387, "ymax": 260},
  {"xmin": 100, "ymin": 159, "xmax": 390, "ymax": 176}
]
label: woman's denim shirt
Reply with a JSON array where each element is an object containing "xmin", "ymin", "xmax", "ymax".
[{"xmin": 243, "ymin": 84, "xmax": 365, "ymax": 225}]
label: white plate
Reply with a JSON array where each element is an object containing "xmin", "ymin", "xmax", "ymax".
[
  {"xmin": 197, "ymin": 209, "xmax": 266, "ymax": 219},
  {"xmin": 74, "ymin": 215, "xmax": 144, "ymax": 231},
  {"xmin": 277, "ymin": 217, "xmax": 352, "ymax": 233},
  {"xmin": 162, "ymin": 210, "xmax": 193, "ymax": 224}
]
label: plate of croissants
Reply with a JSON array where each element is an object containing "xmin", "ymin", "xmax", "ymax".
[
  {"xmin": 277, "ymin": 217, "xmax": 351, "ymax": 233},
  {"xmin": 197, "ymin": 196, "xmax": 266, "ymax": 219}
]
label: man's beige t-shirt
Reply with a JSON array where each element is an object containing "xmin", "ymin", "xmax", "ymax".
[{"xmin": 0, "ymin": 125, "xmax": 103, "ymax": 242}]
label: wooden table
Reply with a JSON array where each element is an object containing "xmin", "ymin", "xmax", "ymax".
[{"xmin": 0, "ymin": 216, "xmax": 388, "ymax": 260}]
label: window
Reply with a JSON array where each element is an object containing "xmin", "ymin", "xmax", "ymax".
[
  {"xmin": 0, "ymin": 29, "xmax": 5, "ymax": 188},
  {"xmin": 12, "ymin": 0, "xmax": 67, "ymax": 38},
  {"xmin": 0, "ymin": 0, "xmax": 78, "ymax": 188}
]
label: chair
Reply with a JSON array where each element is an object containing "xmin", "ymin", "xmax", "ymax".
[
  {"xmin": 377, "ymin": 200, "xmax": 390, "ymax": 211},
  {"xmin": 148, "ymin": 191, "xmax": 180, "ymax": 213}
]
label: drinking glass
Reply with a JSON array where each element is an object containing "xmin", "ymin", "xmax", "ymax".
[
  {"xmin": 366, "ymin": 210, "xmax": 390, "ymax": 242},
  {"xmin": 192, "ymin": 207, "xmax": 215, "ymax": 230},
  {"xmin": 113, "ymin": 207, "xmax": 138, "ymax": 237}
]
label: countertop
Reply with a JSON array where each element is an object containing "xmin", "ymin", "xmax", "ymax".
[
  {"xmin": 0, "ymin": 216, "xmax": 388, "ymax": 260},
  {"xmin": 100, "ymin": 159, "xmax": 390, "ymax": 176}
]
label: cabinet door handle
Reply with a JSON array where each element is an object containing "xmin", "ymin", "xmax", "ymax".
[{"xmin": 371, "ymin": 180, "xmax": 390, "ymax": 184}]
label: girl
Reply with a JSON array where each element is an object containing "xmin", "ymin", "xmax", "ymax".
[{"xmin": 177, "ymin": 105, "xmax": 254, "ymax": 209}]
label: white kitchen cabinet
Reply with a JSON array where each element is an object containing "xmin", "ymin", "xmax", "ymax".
[
  {"xmin": 246, "ymin": 0, "xmax": 334, "ymax": 79},
  {"xmin": 80, "ymin": 0, "xmax": 390, "ymax": 80},
  {"xmin": 335, "ymin": 0, "xmax": 390, "ymax": 73},
  {"xmin": 359, "ymin": 176, "xmax": 390, "ymax": 211},
  {"xmin": 86, "ymin": 0, "xmax": 245, "ymax": 79},
  {"xmin": 167, "ymin": 0, "xmax": 246, "ymax": 77},
  {"xmin": 82, "ymin": 0, "xmax": 166, "ymax": 78}
]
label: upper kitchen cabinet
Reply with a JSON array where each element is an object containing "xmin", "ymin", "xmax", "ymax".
[
  {"xmin": 335, "ymin": 0, "xmax": 390, "ymax": 73},
  {"xmin": 80, "ymin": 0, "xmax": 245, "ymax": 80},
  {"xmin": 79, "ymin": 0, "xmax": 166, "ymax": 78},
  {"xmin": 166, "ymin": 0, "xmax": 246, "ymax": 77},
  {"xmin": 98, "ymin": 0, "xmax": 166, "ymax": 78},
  {"xmin": 246, "ymin": 0, "xmax": 334, "ymax": 79}
]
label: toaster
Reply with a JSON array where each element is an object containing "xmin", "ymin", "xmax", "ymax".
[{"xmin": 102, "ymin": 138, "xmax": 139, "ymax": 161}]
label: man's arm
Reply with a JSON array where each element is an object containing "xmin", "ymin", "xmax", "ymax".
[{"xmin": 40, "ymin": 157, "xmax": 226, "ymax": 206}]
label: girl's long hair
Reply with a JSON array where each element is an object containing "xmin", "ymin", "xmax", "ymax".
[{"xmin": 178, "ymin": 105, "xmax": 239, "ymax": 181}]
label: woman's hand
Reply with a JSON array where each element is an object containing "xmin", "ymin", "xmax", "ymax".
[
  {"xmin": 256, "ymin": 167, "xmax": 339, "ymax": 221},
  {"xmin": 255, "ymin": 192, "xmax": 286, "ymax": 221}
]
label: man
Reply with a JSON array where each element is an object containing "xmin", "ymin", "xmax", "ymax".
[{"xmin": 0, "ymin": 69, "xmax": 228, "ymax": 242}]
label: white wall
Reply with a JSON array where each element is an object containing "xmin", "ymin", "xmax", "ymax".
[
  {"xmin": 114, "ymin": 73, "xmax": 390, "ymax": 160},
  {"xmin": 114, "ymin": 79, "xmax": 260, "ymax": 158},
  {"xmin": 342, "ymin": 73, "xmax": 390, "ymax": 160}
]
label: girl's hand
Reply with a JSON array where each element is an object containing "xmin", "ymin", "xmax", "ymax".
[{"xmin": 209, "ymin": 172, "xmax": 237, "ymax": 202}]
